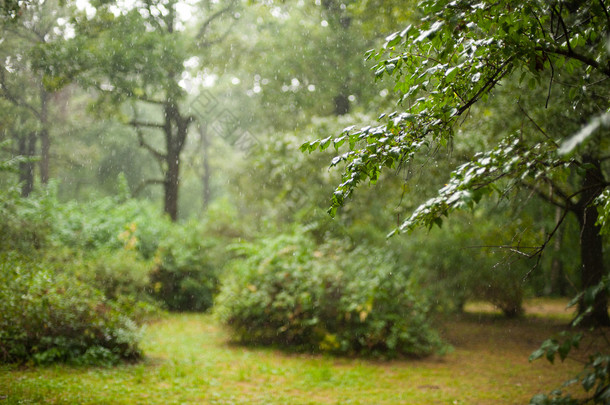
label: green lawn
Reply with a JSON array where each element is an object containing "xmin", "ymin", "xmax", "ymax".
[{"xmin": 0, "ymin": 300, "xmax": 599, "ymax": 404}]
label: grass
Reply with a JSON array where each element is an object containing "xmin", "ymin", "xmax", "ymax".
[{"xmin": 0, "ymin": 299, "xmax": 605, "ymax": 404}]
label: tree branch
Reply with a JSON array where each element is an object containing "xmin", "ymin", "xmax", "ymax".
[
  {"xmin": 522, "ymin": 207, "xmax": 570, "ymax": 281},
  {"xmin": 517, "ymin": 103, "xmax": 558, "ymax": 147},
  {"xmin": 132, "ymin": 124, "xmax": 166, "ymax": 163},
  {"xmin": 456, "ymin": 58, "xmax": 514, "ymax": 117},
  {"xmin": 198, "ymin": 18, "xmax": 238, "ymax": 48},
  {"xmin": 521, "ymin": 181, "xmax": 569, "ymax": 211},
  {"xmin": 129, "ymin": 120, "xmax": 165, "ymax": 129},
  {"xmin": 552, "ymin": 5, "xmax": 573, "ymax": 54},
  {"xmin": 196, "ymin": 3, "xmax": 236, "ymax": 40},
  {"xmin": 536, "ymin": 45, "xmax": 610, "ymax": 77}
]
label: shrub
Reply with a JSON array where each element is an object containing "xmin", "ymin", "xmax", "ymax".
[
  {"xmin": 69, "ymin": 249, "xmax": 163, "ymax": 324},
  {"xmin": 149, "ymin": 221, "xmax": 219, "ymax": 312},
  {"xmin": 408, "ymin": 213, "xmax": 537, "ymax": 317},
  {"xmin": 216, "ymin": 231, "xmax": 445, "ymax": 358},
  {"xmin": 0, "ymin": 187, "xmax": 53, "ymax": 252},
  {"xmin": 0, "ymin": 253, "xmax": 142, "ymax": 366},
  {"xmin": 52, "ymin": 195, "xmax": 171, "ymax": 257}
]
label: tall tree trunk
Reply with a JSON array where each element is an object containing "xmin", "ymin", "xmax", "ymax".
[
  {"xmin": 575, "ymin": 156, "xmax": 610, "ymax": 326},
  {"xmin": 162, "ymin": 103, "xmax": 191, "ymax": 222},
  {"xmin": 18, "ymin": 131, "xmax": 37, "ymax": 197},
  {"xmin": 39, "ymin": 88, "xmax": 50, "ymax": 185},
  {"xmin": 549, "ymin": 206, "xmax": 567, "ymax": 296},
  {"xmin": 200, "ymin": 124, "xmax": 211, "ymax": 210},
  {"xmin": 164, "ymin": 146, "xmax": 180, "ymax": 221}
]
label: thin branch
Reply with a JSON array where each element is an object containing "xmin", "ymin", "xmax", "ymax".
[
  {"xmin": 517, "ymin": 103, "xmax": 558, "ymax": 147},
  {"xmin": 197, "ymin": 3, "xmax": 236, "ymax": 40},
  {"xmin": 198, "ymin": 18, "xmax": 238, "ymax": 48},
  {"xmin": 456, "ymin": 58, "xmax": 514, "ymax": 117},
  {"xmin": 134, "ymin": 126, "xmax": 166, "ymax": 163},
  {"xmin": 129, "ymin": 120, "xmax": 165, "ymax": 129},
  {"xmin": 545, "ymin": 53, "xmax": 554, "ymax": 108},
  {"xmin": 463, "ymin": 244, "xmax": 540, "ymax": 256},
  {"xmin": 521, "ymin": 181, "xmax": 569, "ymax": 210},
  {"xmin": 552, "ymin": 5, "xmax": 573, "ymax": 54},
  {"xmin": 522, "ymin": 207, "xmax": 570, "ymax": 281},
  {"xmin": 536, "ymin": 45, "xmax": 610, "ymax": 77}
]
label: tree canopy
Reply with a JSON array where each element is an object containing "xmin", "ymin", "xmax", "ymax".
[{"xmin": 304, "ymin": 0, "xmax": 610, "ymax": 325}]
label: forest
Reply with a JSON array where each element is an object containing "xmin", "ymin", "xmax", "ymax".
[{"xmin": 0, "ymin": 0, "xmax": 609, "ymax": 403}]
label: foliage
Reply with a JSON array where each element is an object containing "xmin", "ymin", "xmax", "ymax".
[
  {"xmin": 0, "ymin": 180, "xmax": 171, "ymax": 257},
  {"xmin": 0, "ymin": 186, "xmax": 53, "ymax": 252},
  {"xmin": 216, "ymin": 229, "xmax": 445, "ymax": 358},
  {"xmin": 0, "ymin": 253, "xmax": 142, "ymax": 366},
  {"xmin": 302, "ymin": 0, "xmax": 610, "ymax": 401},
  {"xmin": 57, "ymin": 249, "xmax": 164, "ymax": 324},
  {"xmin": 409, "ymin": 210, "xmax": 540, "ymax": 317},
  {"xmin": 529, "ymin": 282, "xmax": 610, "ymax": 404},
  {"xmin": 52, "ymin": 191, "xmax": 172, "ymax": 258},
  {"xmin": 302, "ymin": 0, "xmax": 609, "ymax": 251},
  {"xmin": 149, "ymin": 220, "xmax": 220, "ymax": 312}
]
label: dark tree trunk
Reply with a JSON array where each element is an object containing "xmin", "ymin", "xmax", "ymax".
[
  {"xmin": 18, "ymin": 131, "xmax": 37, "ymax": 197},
  {"xmin": 164, "ymin": 146, "xmax": 180, "ymax": 221},
  {"xmin": 549, "ymin": 206, "xmax": 568, "ymax": 296},
  {"xmin": 333, "ymin": 93, "xmax": 350, "ymax": 116},
  {"xmin": 162, "ymin": 103, "xmax": 191, "ymax": 222},
  {"xmin": 575, "ymin": 156, "xmax": 610, "ymax": 326}
]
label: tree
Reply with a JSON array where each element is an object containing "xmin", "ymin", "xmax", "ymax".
[
  {"xmin": 0, "ymin": 0, "xmax": 73, "ymax": 194},
  {"xmin": 304, "ymin": 0, "xmax": 610, "ymax": 326},
  {"xmin": 42, "ymin": 0, "xmax": 239, "ymax": 220}
]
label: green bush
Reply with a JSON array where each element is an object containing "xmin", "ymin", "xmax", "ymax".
[
  {"xmin": 216, "ymin": 231, "xmax": 445, "ymax": 358},
  {"xmin": 67, "ymin": 249, "xmax": 163, "ymax": 324},
  {"xmin": 0, "ymin": 182, "xmax": 171, "ymax": 259},
  {"xmin": 408, "ymin": 211, "xmax": 537, "ymax": 317},
  {"xmin": 0, "ymin": 253, "xmax": 142, "ymax": 365},
  {"xmin": 0, "ymin": 187, "xmax": 53, "ymax": 252},
  {"xmin": 149, "ymin": 221, "xmax": 219, "ymax": 312},
  {"xmin": 52, "ymin": 195, "xmax": 171, "ymax": 257}
]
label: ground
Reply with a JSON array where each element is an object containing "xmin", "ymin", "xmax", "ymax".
[{"xmin": 0, "ymin": 298, "xmax": 606, "ymax": 404}]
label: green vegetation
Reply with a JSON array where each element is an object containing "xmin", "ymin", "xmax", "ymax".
[
  {"xmin": 0, "ymin": 304, "xmax": 601, "ymax": 404},
  {"xmin": 1, "ymin": 0, "xmax": 609, "ymax": 402},
  {"xmin": 216, "ymin": 230, "xmax": 444, "ymax": 357},
  {"xmin": 0, "ymin": 253, "xmax": 142, "ymax": 365}
]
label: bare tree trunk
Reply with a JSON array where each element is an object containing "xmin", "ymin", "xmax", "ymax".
[
  {"xmin": 575, "ymin": 156, "xmax": 610, "ymax": 326},
  {"xmin": 18, "ymin": 131, "xmax": 37, "ymax": 197},
  {"xmin": 39, "ymin": 88, "xmax": 50, "ymax": 185},
  {"xmin": 200, "ymin": 124, "xmax": 211, "ymax": 210},
  {"xmin": 164, "ymin": 146, "xmax": 180, "ymax": 221},
  {"xmin": 162, "ymin": 103, "xmax": 192, "ymax": 222},
  {"xmin": 549, "ymin": 206, "xmax": 567, "ymax": 296}
]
